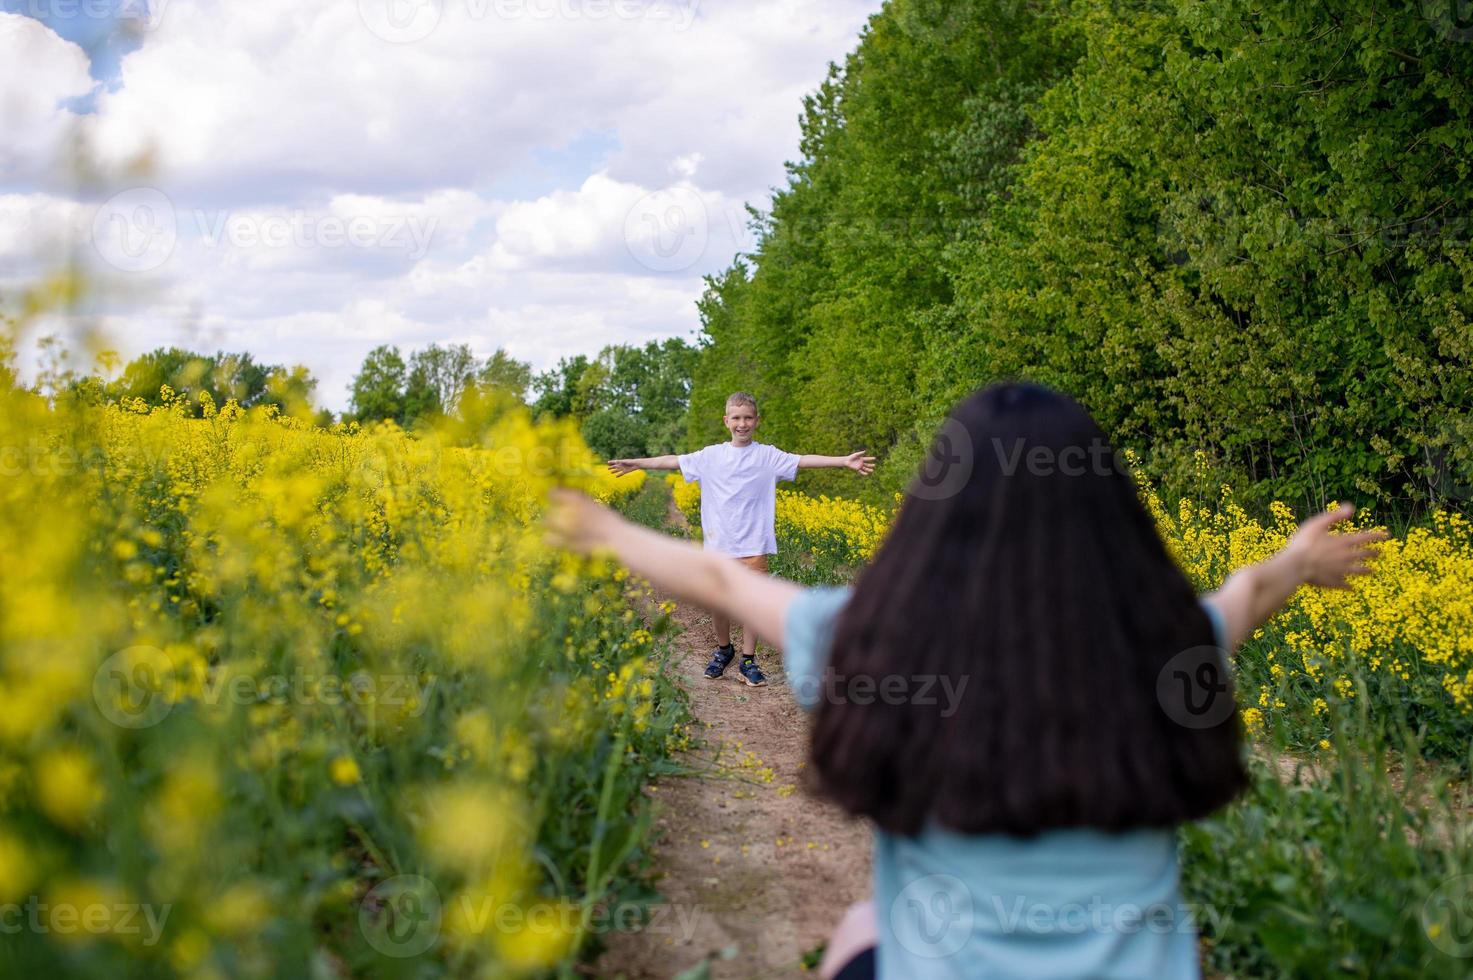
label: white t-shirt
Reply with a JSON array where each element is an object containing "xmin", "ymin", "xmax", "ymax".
[{"xmin": 677, "ymin": 441, "xmax": 801, "ymax": 557}]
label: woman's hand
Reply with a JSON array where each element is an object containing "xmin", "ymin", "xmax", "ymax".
[
  {"xmin": 545, "ymin": 487, "xmax": 618, "ymax": 555},
  {"xmin": 607, "ymin": 459, "xmax": 641, "ymax": 477},
  {"xmin": 1284, "ymin": 504, "xmax": 1388, "ymax": 589},
  {"xmin": 845, "ymin": 450, "xmax": 877, "ymax": 476},
  {"xmin": 544, "ymin": 486, "xmax": 801, "ymax": 651},
  {"xmin": 1205, "ymin": 502, "xmax": 1388, "ymax": 650}
]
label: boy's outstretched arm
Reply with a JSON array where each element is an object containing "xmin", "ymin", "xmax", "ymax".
[
  {"xmin": 797, "ymin": 450, "xmax": 876, "ymax": 475},
  {"xmin": 546, "ymin": 489, "xmax": 802, "ymax": 649},
  {"xmin": 1204, "ymin": 505, "xmax": 1387, "ymax": 651},
  {"xmin": 607, "ymin": 454, "xmax": 680, "ymax": 477}
]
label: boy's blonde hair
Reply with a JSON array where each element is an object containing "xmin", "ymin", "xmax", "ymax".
[{"xmin": 725, "ymin": 392, "xmax": 758, "ymax": 415}]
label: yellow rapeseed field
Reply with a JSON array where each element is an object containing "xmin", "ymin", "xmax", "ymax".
[
  {"xmin": 667, "ymin": 474, "xmax": 891, "ymax": 566},
  {"xmin": 6, "ymin": 389, "xmax": 1469, "ymax": 977},
  {"xmin": 0, "ymin": 385, "xmax": 686, "ymax": 978},
  {"xmin": 670, "ymin": 466, "xmax": 1473, "ymax": 751}
]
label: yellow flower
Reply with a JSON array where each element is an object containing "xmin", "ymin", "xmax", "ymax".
[
  {"xmin": 43, "ymin": 877, "xmax": 131, "ymax": 945},
  {"xmin": 34, "ymin": 748, "xmax": 104, "ymax": 832},
  {"xmin": 492, "ymin": 897, "xmax": 579, "ymax": 969},
  {"xmin": 207, "ymin": 881, "xmax": 274, "ymax": 936},
  {"xmin": 169, "ymin": 929, "xmax": 212, "ymax": 972},
  {"xmin": 144, "ymin": 756, "xmax": 220, "ymax": 857},
  {"xmin": 419, "ymin": 784, "xmax": 523, "ymax": 871},
  {"xmin": 0, "ymin": 829, "xmax": 36, "ymax": 901},
  {"xmin": 330, "ymin": 755, "xmax": 362, "ymax": 786}
]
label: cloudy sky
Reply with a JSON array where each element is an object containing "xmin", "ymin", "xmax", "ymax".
[{"xmin": 0, "ymin": 0, "xmax": 882, "ymax": 410}]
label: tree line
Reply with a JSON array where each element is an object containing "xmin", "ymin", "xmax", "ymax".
[
  {"xmin": 345, "ymin": 336, "xmax": 699, "ymax": 461},
  {"xmin": 687, "ymin": 0, "xmax": 1473, "ymax": 515},
  {"xmin": 7, "ymin": 332, "xmax": 697, "ymax": 464},
  {"xmin": 22, "ymin": 339, "xmax": 330, "ymax": 425},
  {"xmin": 341, "ymin": 336, "xmax": 698, "ymax": 459}
]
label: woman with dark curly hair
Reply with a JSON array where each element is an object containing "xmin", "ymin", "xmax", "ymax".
[{"xmin": 549, "ymin": 383, "xmax": 1385, "ymax": 979}]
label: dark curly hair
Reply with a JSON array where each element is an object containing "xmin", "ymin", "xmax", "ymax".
[{"xmin": 809, "ymin": 383, "xmax": 1248, "ymax": 837}]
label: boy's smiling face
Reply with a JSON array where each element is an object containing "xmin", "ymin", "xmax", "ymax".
[{"xmin": 723, "ymin": 404, "xmax": 758, "ymax": 446}]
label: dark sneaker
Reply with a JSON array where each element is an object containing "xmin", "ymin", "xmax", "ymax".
[
  {"xmin": 738, "ymin": 658, "xmax": 767, "ymax": 687},
  {"xmin": 704, "ymin": 645, "xmax": 736, "ymax": 679}
]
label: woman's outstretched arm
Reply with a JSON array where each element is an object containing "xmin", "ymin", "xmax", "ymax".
[
  {"xmin": 546, "ymin": 488, "xmax": 802, "ymax": 649},
  {"xmin": 1204, "ymin": 504, "xmax": 1387, "ymax": 651}
]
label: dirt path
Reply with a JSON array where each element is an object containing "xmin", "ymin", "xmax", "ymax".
[{"xmin": 596, "ymin": 511, "xmax": 872, "ymax": 979}]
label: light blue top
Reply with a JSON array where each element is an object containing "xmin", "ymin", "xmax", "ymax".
[{"xmin": 784, "ymin": 586, "xmax": 1227, "ymax": 980}]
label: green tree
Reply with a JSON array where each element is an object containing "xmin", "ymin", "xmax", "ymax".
[
  {"xmin": 687, "ymin": 0, "xmax": 1079, "ymax": 500},
  {"xmin": 531, "ymin": 355, "xmax": 592, "ymax": 419},
  {"xmin": 477, "ymin": 349, "xmax": 533, "ymax": 402},
  {"xmin": 929, "ymin": 0, "xmax": 1473, "ymax": 512},
  {"xmin": 406, "ymin": 343, "xmax": 478, "ymax": 421},
  {"xmin": 261, "ymin": 364, "xmax": 320, "ymax": 417},
  {"xmin": 566, "ymin": 339, "xmax": 700, "ymax": 457},
  {"xmin": 615, "ymin": 338, "xmax": 699, "ymax": 453},
  {"xmin": 105, "ymin": 347, "xmax": 315, "ymax": 417},
  {"xmin": 209, "ymin": 351, "xmax": 273, "ymax": 407},
  {"xmin": 111, "ymin": 347, "xmax": 210, "ymax": 405},
  {"xmin": 349, "ymin": 345, "xmax": 408, "ymax": 423},
  {"xmin": 687, "ymin": 0, "xmax": 1473, "ymax": 514},
  {"xmin": 581, "ymin": 407, "xmax": 649, "ymax": 460}
]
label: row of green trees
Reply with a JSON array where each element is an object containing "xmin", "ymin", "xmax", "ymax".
[
  {"xmin": 22, "ymin": 339, "xmax": 329, "ymax": 424},
  {"xmin": 2, "ymin": 332, "xmax": 700, "ymax": 458},
  {"xmin": 347, "ymin": 343, "xmax": 533, "ymax": 427},
  {"xmin": 528, "ymin": 338, "xmax": 698, "ymax": 459},
  {"xmin": 688, "ymin": 0, "xmax": 1473, "ymax": 514},
  {"xmin": 342, "ymin": 338, "xmax": 698, "ymax": 459}
]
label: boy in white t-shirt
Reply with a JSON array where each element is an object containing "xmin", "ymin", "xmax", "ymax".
[{"xmin": 608, "ymin": 392, "xmax": 874, "ymax": 686}]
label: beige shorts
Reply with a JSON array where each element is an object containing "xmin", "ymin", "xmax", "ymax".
[{"xmin": 735, "ymin": 555, "xmax": 770, "ymax": 573}]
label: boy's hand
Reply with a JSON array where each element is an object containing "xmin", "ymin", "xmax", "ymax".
[
  {"xmin": 545, "ymin": 488, "xmax": 618, "ymax": 554},
  {"xmin": 845, "ymin": 450, "xmax": 877, "ymax": 476},
  {"xmin": 607, "ymin": 459, "xmax": 641, "ymax": 477},
  {"xmin": 1285, "ymin": 504, "xmax": 1388, "ymax": 588}
]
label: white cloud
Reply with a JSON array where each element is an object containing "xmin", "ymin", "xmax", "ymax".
[
  {"xmin": 0, "ymin": 193, "xmax": 91, "ymax": 273},
  {"xmin": 490, "ymin": 173, "xmax": 639, "ymax": 266},
  {"xmin": 482, "ymin": 171, "xmax": 744, "ymax": 274},
  {"xmin": 0, "ymin": 14, "xmax": 96, "ymax": 183},
  {"xmin": 1, "ymin": 0, "xmax": 882, "ymax": 411},
  {"xmin": 671, "ymin": 152, "xmax": 704, "ymax": 178},
  {"xmin": 73, "ymin": 0, "xmax": 877, "ymax": 205}
]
